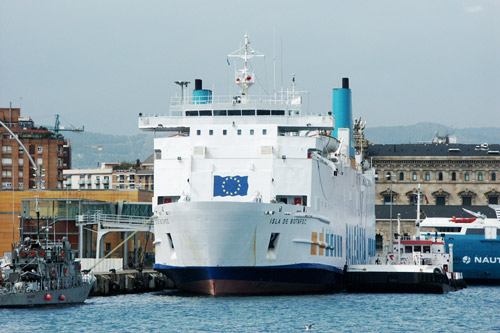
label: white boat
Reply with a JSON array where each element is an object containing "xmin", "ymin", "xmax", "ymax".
[
  {"xmin": 346, "ymin": 187, "xmax": 466, "ymax": 293},
  {"xmin": 139, "ymin": 35, "xmax": 376, "ymax": 295}
]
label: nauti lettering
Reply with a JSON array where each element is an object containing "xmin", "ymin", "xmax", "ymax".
[{"xmin": 474, "ymin": 256, "xmax": 500, "ymax": 264}]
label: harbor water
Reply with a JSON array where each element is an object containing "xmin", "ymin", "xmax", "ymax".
[{"xmin": 2, "ymin": 286, "xmax": 500, "ymax": 332}]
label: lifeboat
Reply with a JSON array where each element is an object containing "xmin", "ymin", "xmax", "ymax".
[{"xmin": 450, "ymin": 216, "xmax": 476, "ymax": 223}]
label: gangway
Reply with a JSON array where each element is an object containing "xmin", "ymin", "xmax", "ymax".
[{"xmin": 77, "ymin": 210, "xmax": 154, "ymax": 259}]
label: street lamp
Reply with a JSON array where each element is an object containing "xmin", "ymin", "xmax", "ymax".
[{"xmin": 385, "ymin": 173, "xmax": 395, "ymax": 253}]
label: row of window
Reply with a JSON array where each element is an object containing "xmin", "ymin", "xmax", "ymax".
[
  {"xmin": 1, "ymin": 145, "xmax": 44, "ymax": 154},
  {"xmin": 383, "ymin": 194, "xmax": 499, "ymax": 205},
  {"xmin": 384, "ymin": 171, "xmax": 497, "ymax": 182},
  {"xmin": 1, "ymin": 170, "xmax": 23, "ymax": 178},
  {"xmin": 186, "ymin": 109, "xmax": 291, "ymax": 117},
  {"xmin": 196, "ymin": 128, "xmax": 268, "ymax": 136}
]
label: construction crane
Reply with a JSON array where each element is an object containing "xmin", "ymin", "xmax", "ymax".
[{"xmin": 46, "ymin": 114, "xmax": 84, "ymax": 135}]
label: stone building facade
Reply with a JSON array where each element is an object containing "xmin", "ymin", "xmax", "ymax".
[{"xmin": 367, "ymin": 141, "xmax": 500, "ymax": 207}]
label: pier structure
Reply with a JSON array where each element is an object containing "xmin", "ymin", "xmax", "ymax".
[{"xmin": 76, "ymin": 210, "xmax": 153, "ymax": 260}]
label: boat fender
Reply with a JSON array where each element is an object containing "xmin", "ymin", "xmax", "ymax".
[
  {"xmin": 59, "ymin": 294, "xmax": 66, "ymax": 301},
  {"xmin": 45, "ymin": 294, "xmax": 52, "ymax": 301}
]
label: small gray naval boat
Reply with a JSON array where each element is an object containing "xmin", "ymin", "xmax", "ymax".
[{"xmin": 0, "ymin": 237, "xmax": 95, "ymax": 307}]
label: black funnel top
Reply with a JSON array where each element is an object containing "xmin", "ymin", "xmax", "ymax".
[
  {"xmin": 195, "ymin": 79, "xmax": 202, "ymax": 90},
  {"xmin": 342, "ymin": 78, "xmax": 349, "ymax": 89}
]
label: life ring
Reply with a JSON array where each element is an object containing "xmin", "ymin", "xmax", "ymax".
[
  {"xmin": 20, "ymin": 251, "xmax": 27, "ymax": 258},
  {"xmin": 38, "ymin": 251, "xmax": 46, "ymax": 257},
  {"xmin": 29, "ymin": 251, "xmax": 37, "ymax": 257}
]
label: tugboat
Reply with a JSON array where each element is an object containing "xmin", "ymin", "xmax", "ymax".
[
  {"xmin": 344, "ymin": 185, "xmax": 466, "ymax": 293},
  {"xmin": 0, "ymin": 237, "xmax": 95, "ymax": 307}
]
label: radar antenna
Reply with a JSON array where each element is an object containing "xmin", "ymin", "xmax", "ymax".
[{"xmin": 227, "ymin": 34, "xmax": 264, "ymax": 102}]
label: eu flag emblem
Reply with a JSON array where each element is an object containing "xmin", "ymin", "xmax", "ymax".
[{"xmin": 214, "ymin": 175, "xmax": 249, "ymax": 197}]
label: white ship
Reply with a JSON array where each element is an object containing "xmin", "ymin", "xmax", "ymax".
[{"xmin": 139, "ymin": 35, "xmax": 376, "ymax": 295}]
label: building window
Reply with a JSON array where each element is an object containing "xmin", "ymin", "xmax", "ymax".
[
  {"xmin": 18, "ymin": 158, "xmax": 24, "ymax": 166},
  {"xmin": 451, "ymin": 172, "xmax": 456, "ymax": 181},
  {"xmin": 462, "ymin": 196, "xmax": 472, "ymax": 206},
  {"xmin": 37, "ymin": 146, "xmax": 43, "ymax": 154},
  {"xmin": 196, "ymin": 130, "xmax": 201, "ymax": 135},
  {"xmin": 399, "ymin": 172, "xmax": 404, "ymax": 181},
  {"xmin": 2, "ymin": 170, "xmax": 12, "ymax": 178},
  {"xmin": 436, "ymin": 196, "xmax": 446, "ymax": 206},
  {"xmin": 412, "ymin": 172, "xmax": 417, "ymax": 181},
  {"xmin": 438, "ymin": 172, "xmax": 443, "ymax": 181},
  {"xmin": 375, "ymin": 234, "xmax": 383, "ymax": 251},
  {"xmin": 386, "ymin": 172, "xmax": 391, "ymax": 181},
  {"xmin": 1, "ymin": 158, "xmax": 12, "ymax": 166},
  {"xmin": 2, "ymin": 146, "xmax": 12, "ymax": 154},
  {"xmin": 37, "ymin": 158, "xmax": 43, "ymax": 166},
  {"xmin": 250, "ymin": 129, "xmax": 254, "ymax": 135},
  {"xmin": 1, "ymin": 182, "xmax": 12, "ymax": 189},
  {"xmin": 425, "ymin": 172, "xmax": 430, "ymax": 181},
  {"xmin": 478, "ymin": 172, "xmax": 483, "ymax": 181},
  {"xmin": 18, "ymin": 182, "xmax": 23, "ymax": 189},
  {"xmin": 383, "ymin": 194, "xmax": 394, "ymax": 205},
  {"xmin": 465, "ymin": 172, "xmax": 470, "ymax": 181},
  {"xmin": 19, "ymin": 171, "xmax": 23, "ymax": 178},
  {"xmin": 237, "ymin": 129, "xmax": 242, "ymax": 135},
  {"xmin": 492, "ymin": 172, "xmax": 497, "ymax": 181},
  {"xmin": 58, "ymin": 158, "xmax": 62, "ymax": 167},
  {"xmin": 488, "ymin": 196, "xmax": 499, "ymax": 205}
]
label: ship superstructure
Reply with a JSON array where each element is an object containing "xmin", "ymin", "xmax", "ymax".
[
  {"xmin": 139, "ymin": 35, "xmax": 376, "ymax": 295},
  {"xmin": 420, "ymin": 205, "xmax": 500, "ymax": 283}
]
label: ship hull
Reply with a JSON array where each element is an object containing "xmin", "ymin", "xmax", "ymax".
[
  {"xmin": 154, "ymin": 263, "xmax": 343, "ymax": 296},
  {"xmin": 0, "ymin": 282, "xmax": 94, "ymax": 308},
  {"xmin": 153, "ymin": 200, "xmax": 374, "ymax": 295},
  {"xmin": 446, "ymin": 234, "xmax": 500, "ymax": 283}
]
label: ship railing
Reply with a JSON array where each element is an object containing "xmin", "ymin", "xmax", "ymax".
[
  {"xmin": 170, "ymin": 92, "xmax": 307, "ymax": 106},
  {"xmin": 77, "ymin": 210, "xmax": 152, "ymax": 226}
]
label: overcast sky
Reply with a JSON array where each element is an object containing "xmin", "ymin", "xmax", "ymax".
[{"xmin": 1, "ymin": 1, "xmax": 499, "ymax": 135}]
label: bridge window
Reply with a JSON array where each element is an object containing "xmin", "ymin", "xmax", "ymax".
[
  {"xmin": 262, "ymin": 129, "xmax": 267, "ymax": 135},
  {"xmin": 223, "ymin": 129, "xmax": 227, "ymax": 135},
  {"xmin": 257, "ymin": 110, "xmax": 271, "ymax": 116},
  {"xmin": 196, "ymin": 130, "xmax": 201, "ymax": 135},
  {"xmin": 242, "ymin": 110, "xmax": 255, "ymax": 116},
  {"xmin": 186, "ymin": 111, "xmax": 198, "ymax": 116},
  {"xmin": 271, "ymin": 110, "xmax": 285, "ymax": 116},
  {"xmin": 209, "ymin": 130, "xmax": 213, "ymax": 135},
  {"xmin": 237, "ymin": 129, "xmax": 242, "ymax": 135},
  {"xmin": 228, "ymin": 110, "xmax": 241, "ymax": 116},
  {"xmin": 250, "ymin": 129, "xmax": 254, "ymax": 135},
  {"xmin": 199, "ymin": 110, "xmax": 212, "ymax": 116},
  {"xmin": 214, "ymin": 110, "xmax": 227, "ymax": 116}
]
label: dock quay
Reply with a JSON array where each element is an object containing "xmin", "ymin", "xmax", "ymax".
[{"xmin": 90, "ymin": 269, "xmax": 174, "ymax": 296}]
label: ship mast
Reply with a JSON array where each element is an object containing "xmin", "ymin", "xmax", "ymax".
[{"xmin": 228, "ymin": 34, "xmax": 264, "ymax": 103}]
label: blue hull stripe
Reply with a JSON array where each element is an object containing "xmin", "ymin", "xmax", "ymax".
[{"xmin": 154, "ymin": 263, "xmax": 344, "ymax": 286}]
